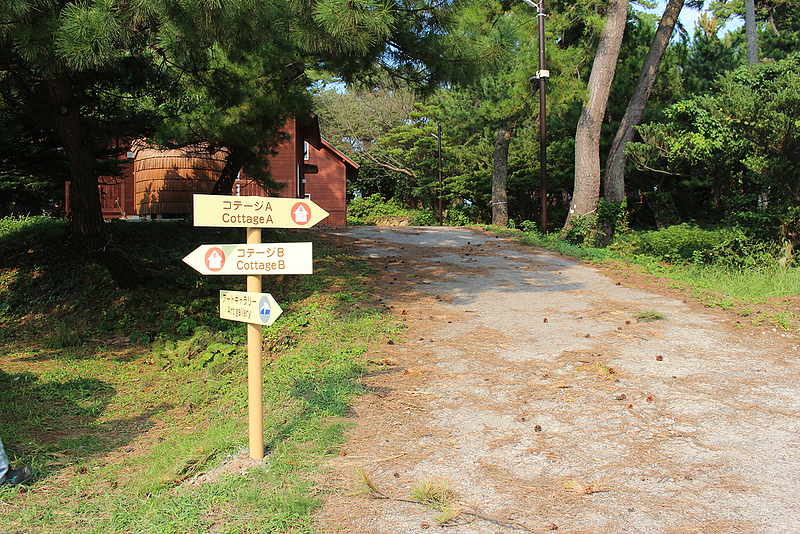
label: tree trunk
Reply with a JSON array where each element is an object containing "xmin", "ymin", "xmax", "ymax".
[
  {"xmin": 744, "ymin": 0, "xmax": 758, "ymax": 64},
  {"xmin": 48, "ymin": 74, "xmax": 147, "ymax": 290},
  {"xmin": 492, "ymin": 120, "xmax": 515, "ymax": 227},
  {"xmin": 567, "ymin": 0, "xmax": 630, "ymax": 231},
  {"xmin": 600, "ymin": 0, "xmax": 684, "ymax": 246},
  {"xmin": 212, "ymin": 149, "xmax": 246, "ymax": 195}
]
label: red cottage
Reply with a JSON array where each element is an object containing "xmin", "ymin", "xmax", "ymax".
[{"xmin": 67, "ymin": 115, "xmax": 355, "ymax": 226}]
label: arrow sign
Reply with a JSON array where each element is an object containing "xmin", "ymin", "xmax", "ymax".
[
  {"xmin": 193, "ymin": 194, "xmax": 329, "ymax": 228},
  {"xmin": 220, "ymin": 291, "xmax": 283, "ymax": 326},
  {"xmin": 182, "ymin": 242, "xmax": 312, "ymax": 275}
]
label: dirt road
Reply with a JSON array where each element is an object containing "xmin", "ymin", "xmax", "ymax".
[{"xmin": 317, "ymin": 226, "xmax": 800, "ymax": 534}]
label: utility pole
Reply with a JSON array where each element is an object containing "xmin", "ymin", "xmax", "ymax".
[
  {"xmin": 438, "ymin": 122, "xmax": 443, "ymax": 226},
  {"xmin": 523, "ymin": 0, "xmax": 549, "ymax": 232}
]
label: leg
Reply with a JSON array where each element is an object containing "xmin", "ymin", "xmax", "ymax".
[
  {"xmin": 0, "ymin": 437, "xmax": 32, "ymax": 487},
  {"xmin": 0, "ymin": 437, "xmax": 8, "ymax": 482}
]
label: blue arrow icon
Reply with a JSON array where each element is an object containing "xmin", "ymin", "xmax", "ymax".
[{"xmin": 259, "ymin": 296, "xmax": 271, "ymax": 322}]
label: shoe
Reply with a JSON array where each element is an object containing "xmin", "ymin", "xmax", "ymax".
[{"xmin": 0, "ymin": 465, "xmax": 33, "ymax": 487}]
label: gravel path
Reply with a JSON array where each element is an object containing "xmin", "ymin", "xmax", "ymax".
[{"xmin": 317, "ymin": 226, "xmax": 800, "ymax": 534}]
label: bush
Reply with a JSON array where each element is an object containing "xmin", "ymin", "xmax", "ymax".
[
  {"xmin": 564, "ymin": 214, "xmax": 597, "ymax": 245},
  {"xmin": 347, "ymin": 194, "xmax": 418, "ymax": 225},
  {"xmin": 623, "ymin": 223, "xmax": 783, "ymax": 266},
  {"xmin": 411, "ymin": 210, "xmax": 437, "ymax": 226},
  {"xmin": 347, "ymin": 194, "xmax": 441, "ymax": 226},
  {"xmin": 443, "ymin": 202, "xmax": 478, "ymax": 226},
  {"xmin": 626, "ymin": 223, "xmax": 722, "ymax": 262}
]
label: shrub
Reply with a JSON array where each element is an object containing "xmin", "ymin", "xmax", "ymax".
[
  {"xmin": 623, "ymin": 223, "xmax": 784, "ymax": 266},
  {"xmin": 347, "ymin": 194, "xmax": 414, "ymax": 225},
  {"xmin": 626, "ymin": 223, "xmax": 723, "ymax": 263},
  {"xmin": 411, "ymin": 210, "xmax": 437, "ymax": 226},
  {"xmin": 565, "ymin": 214, "xmax": 598, "ymax": 245},
  {"xmin": 597, "ymin": 198, "xmax": 629, "ymax": 236},
  {"xmin": 443, "ymin": 202, "xmax": 477, "ymax": 226},
  {"xmin": 346, "ymin": 194, "xmax": 439, "ymax": 226}
]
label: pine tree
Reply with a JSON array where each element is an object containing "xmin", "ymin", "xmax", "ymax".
[
  {"xmin": 568, "ymin": 0, "xmax": 630, "ymax": 231},
  {"xmin": 1, "ymin": 0, "xmax": 478, "ymax": 288},
  {"xmin": 600, "ymin": 0, "xmax": 688, "ymax": 245}
]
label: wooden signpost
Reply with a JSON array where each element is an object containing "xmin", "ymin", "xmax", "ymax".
[
  {"xmin": 192, "ymin": 194, "xmax": 329, "ymax": 228},
  {"xmin": 182, "ymin": 243, "xmax": 313, "ymax": 275},
  {"xmin": 184, "ymin": 194, "xmax": 329, "ymax": 460},
  {"xmin": 219, "ymin": 291, "xmax": 283, "ymax": 326}
]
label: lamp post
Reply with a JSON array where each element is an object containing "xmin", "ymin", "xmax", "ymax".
[{"xmin": 523, "ymin": 0, "xmax": 548, "ymax": 232}]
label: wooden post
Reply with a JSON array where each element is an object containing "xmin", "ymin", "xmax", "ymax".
[{"xmin": 246, "ymin": 226, "xmax": 264, "ymax": 460}]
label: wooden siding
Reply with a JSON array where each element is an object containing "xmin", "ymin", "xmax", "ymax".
[
  {"xmin": 77, "ymin": 115, "xmax": 350, "ymax": 222},
  {"xmin": 305, "ymin": 142, "xmax": 347, "ymax": 225},
  {"xmin": 98, "ymin": 153, "xmax": 134, "ymax": 218},
  {"xmin": 236, "ymin": 134, "xmax": 352, "ymax": 226},
  {"xmin": 134, "ymin": 148, "xmax": 226, "ymax": 216}
]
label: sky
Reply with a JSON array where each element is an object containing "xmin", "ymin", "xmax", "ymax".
[{"xmin": 639, "ymin": 1, "xmax": 744, "ymax": 36}]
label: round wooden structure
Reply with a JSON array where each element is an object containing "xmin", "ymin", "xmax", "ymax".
[{"xmin": 134, "ymin": 147, "xmax": 227, "ymax": 216}]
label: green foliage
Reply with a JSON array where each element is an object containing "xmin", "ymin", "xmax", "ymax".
[
  {"xmin": 620, "ymin": 222, "xmax": 784, "ymax": 268},
  {"xmin": 0, "ymin": 214, "xmax": 403, "ymax": 532},
  {"xmin": 564, "ymin": 214, "xmax": 598, "ymax": 246},
  {"xmin": 0, "ymin": 215, "xmax": 56, "ymax": 241},
  {"xmin": 626, "ymin": 223, "xmax": 725, "ymax": 263},
  {"xmin": 444, "ymin": 202, "xmax": 478, "ymax": 226},
  {"xmin": 629, "ymin": 52, "xmax": 800, "ymax": 232},
  {"xmin": 347, "ymin": 194, "xmax": 435, "ymax": 226},
  {"xmin": 314, "ymin": 79, "xmax": 420, "ymax": 200},
  {"xmin": 726, "ymin": 204, "xmax": 800, "ymax": 264},
  {"xmin": 412, "ymin": 209, "xmax": 439, "ymax": 226},
  {"xmin": 42, "ymin": 323, "xmax": 82, "ymax": 349},
  {"xmin": 316, "ymin": 0, "xmax": 641, "ymax": 229},
  {"xmin": 0, "ymin": 111, "xmax": 69, "ymax": 217},
  {"xmin": 597, "ymin": 197, "xmax": 629, "ymax": 242},
  {"xmin": 149, "ymin": 327, "xmax": 241, "ymax": 370},
  {"xmin": 756, "ymin": 2, "xmax": 800, "ymax": 62},
  {"xmin": 684, "ymin": 21, "xmax": 745, "ymax": 95}
]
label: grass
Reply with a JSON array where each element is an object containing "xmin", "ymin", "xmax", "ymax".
[
  {"xmin": 497, "ymin": 225, "xmax": 800, "ymax": 334},
  {"xmin": 409, "ymin": 477, "xmax": 460, "ymax": 524},
  {"xmin": 635, "ymin": 311, "xmax": 666, "ymax": 323},
  {"xmin": 0, "ymin": 215, "xmax": 401, "ymax": 533},
  {"xmin": 628, "ymin": 258, "xmax": 800, "ymax": 301},
  {"xmin": 577, "ymin": 361, "xmax": 618, "ymax": 381}
]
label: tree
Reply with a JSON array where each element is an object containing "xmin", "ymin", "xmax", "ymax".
[
  {"xmin": 684, "ymin": 12, "xmax": 744, "ymax": 95},
  {"xmin": 567, "ymin": 0, "xmax": 630, "ymax": 230},
  {"xmin": 600, "ymin": 0, "xmax": 687, "ymax": 244},
  {"xmin": 755, "ymin": 1, "xmax": 800, "ymax": 61},
  {"xmin": 150, "ymin": 0, "xmax": 401, "ymax": 196},
  {"xmin": 744, "ymin": 0, "xmax": 759, "ymax": 63},
  {"xmin": 0, "ymin": 106, "xmax": 70, "ymax": 217},
  {"xmin": 492, "ymin": 118, "xmax": 516, "ymax": 226},
  {"xmin": 450, "ymin": 0, "xmax": 521, "ymax": 228},
  {"xmin": 627, "ymin": 53, "xmax": 800, "ymax": 238},
  {"xmin": 314, "ymin": 80, "xmax": 419, "ymax": 197},
  {"xmin": 1, "ymin": 0, "xmax": 476, "ymax": 288},
  {"xmin": 0, "ymin": 1, "xmax": 169, "ymax": 288}
]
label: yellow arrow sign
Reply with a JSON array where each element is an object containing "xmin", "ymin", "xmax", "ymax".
[
  {"xmin": 182, "ymin": 243, "xmax": 313, "ymax": 275},
  {"xmin": 220, "ymin": 291, "xmax": 283, "ymax": 326},
  {"xmin": 193, "ymin": 194, "xmax": 329, "ymax": 228}
]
